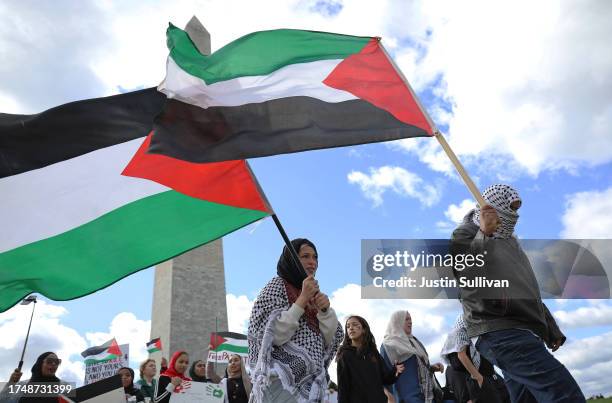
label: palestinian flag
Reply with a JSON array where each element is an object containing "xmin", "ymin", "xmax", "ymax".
[
  {"xmin": 208, "ymin": 332, "xmax": 248, "ymax": 362},
  {"xmin": 81, "ymin": 339, "xmax": 122, "ymax": 364},
  {"xmin": 0, "ymin": 89, "xmax": 271, "ymax": 313},
  {"xmin": 150, "ymin": 25, "xmax": 434, "ymax": 163},
  {"xmin": 146, "ymin": 337, "xmax": 162, "ymax": 353}
]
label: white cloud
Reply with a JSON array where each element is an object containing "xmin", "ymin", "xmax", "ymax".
[
  {"xmin": 435, "ymin": 198, "xmax": 475, "ymax": 233},
  {"xmin": 0, "ymin": 92, "xmax": 21, "ymax": 114},
  {"xmin": 561, "ymin": 187, "xmax": 612, "ymax": 238},
  {"xmin": 0, "ymin": 0, "xmax": 433, "ymax": 113},
  {"xmin": 85, "ymin": 312, "xmax": 151, "ymax": 365},
  {"xmin": 444, "ymin": 199, "xmax": 474, "ymax": 224},
  {"xmin": 390, "ymin": 1, "xmax": 612, "ymax": 177},
  {"xmin": 554, "ymin": 330, "xmax": 612, "ymax": 396},
  {"xmin": 226, "ymin": 294, "xmax": 254, "ymax": 334},
  {"xmin": 0, "ymin": 302, "xmax": 153, "ymax": 385},
  {"xmin": 554, "ymin": 302, "xmax": 612, "ymax": 328},
  {"xmin": 0, "ymin": 300, "xmax": 87, "ymax": 383},
  {"xmin": 347, "ymin": 166, "xmax": 441, "ymax": 207}
]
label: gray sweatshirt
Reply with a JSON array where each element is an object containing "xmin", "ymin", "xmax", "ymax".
[{"xmin": 451, "ymin": 210, "xmax": 565, "ymax": 346}]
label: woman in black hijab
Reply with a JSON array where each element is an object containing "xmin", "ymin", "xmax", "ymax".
[
  {"xmin": 18, "ymin": 351, "xmax": 62, "ymax": 403},
  {"xmin": 118, "ymin": 367, "xmax": 145, "ymax": 402},
  {"xmin": 247, "ymin": 238, "xmax": 344, "ymax": 402}
]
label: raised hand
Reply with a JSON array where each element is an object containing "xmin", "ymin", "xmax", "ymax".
[
  {"xmin": 296, "ymin": 275, "xmax": 319, "ymax": 308},
  {"xmin": 312, "ymin": 292, "xmax": 330, "ymax": 312},
  {"xmin": 479, "ymin": 205, "xmax": 499, "ymax": 236}
]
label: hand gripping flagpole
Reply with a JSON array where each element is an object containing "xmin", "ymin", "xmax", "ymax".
[{"xmin": 378, "ymin": 42, "xmax": 486, "ymax": 207}]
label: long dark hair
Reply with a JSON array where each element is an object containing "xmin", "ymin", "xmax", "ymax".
[{"xmin": 336, "ymin": 316, "xmax": 380, "ymax": 362}]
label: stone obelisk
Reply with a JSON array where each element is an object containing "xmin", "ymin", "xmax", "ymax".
[{"xmin": 150, "ymin": 16, "xmax": 228, "ymax": 366}]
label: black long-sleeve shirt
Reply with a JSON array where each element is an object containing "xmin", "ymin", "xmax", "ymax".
[
  {"xmin": 154, "ymin": 375, "xmax": 173, "ymax": 403},
  {"xmin": 337, "ymin": 347, "xmax": 398, "ymax": 403}
]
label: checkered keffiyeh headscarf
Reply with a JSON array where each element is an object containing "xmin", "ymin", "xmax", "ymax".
[
  {"xmin": 472, "ymin": 184, "xmax": 521, "ymax": 239},
  {"xmin": 440, "ymin": 314, "xmax": 480, "ymax": 369}
]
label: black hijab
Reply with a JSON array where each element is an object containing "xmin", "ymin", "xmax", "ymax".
[
  {"xmin": 189, "ymin": 360, "xmax": 210, "ymax": 382},
  {"xmin": 118, "ymin": 366, "xmax": 143, "ymax": 399},
  {"xmin": 276, "ymin": 238, "xmax": 317, "ymax": 289},
  {"xmin": 29, "ymin": 352, "xmax": 60, "ymax": 382},
  {"xmin": 19, "ymin": 352, "xmax": 60, "ymax": 403}
]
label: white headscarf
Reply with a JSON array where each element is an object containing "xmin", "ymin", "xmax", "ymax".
[
  {"xmin": 382, "ymin": 310, "xmax": 429, "ymax": 364},
  {"xmin": 472, "ymin": 184, "xmax": 521, "ymax": 239}
]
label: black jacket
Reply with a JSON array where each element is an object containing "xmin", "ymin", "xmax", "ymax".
[{"xmin": 337, "ymin": 346, "xmax": 397, "ymax": 403}]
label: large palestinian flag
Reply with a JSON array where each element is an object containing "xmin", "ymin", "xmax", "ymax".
[
  {"xmin": 150, "ymin": 25, "xmax": 435, "ymax": 163},
  {"xmin": 0, "ymin": 90, "xmax": 271, "ymax": 313}
]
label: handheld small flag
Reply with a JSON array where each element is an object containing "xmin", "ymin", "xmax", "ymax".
[
  {"xmin": 208, "ymin": 332, "xmax": 248, "ymax": 363},
  {"xmin": 81, "ymin": 338, "xmax": 122, "ymax": 364},
  {"xmin": 146, "ymin": 337, "xmax": 162, "ymax": 353}
]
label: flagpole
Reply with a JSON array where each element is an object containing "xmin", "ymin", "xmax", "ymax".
[
  {"xmin": 244, "ymin": 162, "xmax": 308, "ymax": 279},
  {"xmin": 214, "ymin": 317, "xmax": 218, "ymax": 375},
  {"xmin": 18, "ymin": 295, "xmax": 37, "ymax": 371},
  {"xmin": 378, "ymin": 42, "xmax": 486, "ymax": 207}
]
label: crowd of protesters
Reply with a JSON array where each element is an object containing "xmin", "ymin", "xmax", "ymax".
[{"xmin": 1, "ymin": 184, "xmax": 587, "ymax": 403}]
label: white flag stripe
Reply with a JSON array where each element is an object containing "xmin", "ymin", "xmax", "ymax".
[
  {"xmin": 0, "ymin": 138, "xmax": 168, "ymax": 253},
  {"xmin": 159, "ymin": 57, "xmax": 358, "ymax": 109}
]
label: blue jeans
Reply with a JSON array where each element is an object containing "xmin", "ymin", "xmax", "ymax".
[{"xmin": 476, "ymin": 329, "xmax": 585, "ymax": 403}]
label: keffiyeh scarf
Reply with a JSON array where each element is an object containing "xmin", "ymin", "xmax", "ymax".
[
  {"xmin": 472, "ymin": 184, "xmax": 521, "ymax": 239},
  {"xmin": 248, "ymin": 277, "xmax": 343, "ymax": 403},
  {"xmin": 440, "ymin": 314, "xmax": 481, "ymax": 369}
]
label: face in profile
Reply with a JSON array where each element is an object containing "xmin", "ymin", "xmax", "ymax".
[
  {"xmin": 346, "ymin": 317, "xmax": 364, "ymax": 343},
  {"xmin": 299, "ymin": 244, "xmax": 318, "ymax": 276},
  {"xmin": 143, "ymin": 360, "xmax": 156, "ymax": 378},
  {"xmin": 42, "ymin": 353, "xmax": 60, "ymax": 377},
  {"xmin": 175, "ymin": 353, "xmax": 189, "ymax": 374},
  {"xmin": 403, "ymin": 312, "xmax": 412, "ymax": 335}
]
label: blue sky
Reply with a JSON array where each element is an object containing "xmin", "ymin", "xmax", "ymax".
[{"xmin": 1, "ymin": 0, "xmax": 612, "ymax": 397}]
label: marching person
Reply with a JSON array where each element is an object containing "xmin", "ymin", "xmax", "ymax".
[
  {"xmin": 381, "ymin": 311, "xmax": 444, "ymax": 403},
  {"xmin": 248, "ymin": 238, "xmax": 343, "ymax": 402},
  {"xmin": 451, "ymin": 184, "xmax": 585, "ymax": 402},
  {"xmin": 336, "ymin": 315, "xmax": 404, "ymax": 403},
  {"xmin": 440, "ymin": 314, "xmax": 509, "ymax": 403}
]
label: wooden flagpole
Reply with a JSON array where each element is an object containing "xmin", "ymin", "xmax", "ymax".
[{"xmin": 378, "ymin": 41, "xmax": 486, "ymax": 207}]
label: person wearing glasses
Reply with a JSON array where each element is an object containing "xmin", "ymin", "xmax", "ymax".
[
  {"xmin": 1, "ymin": 352, "xmax": 65, "ymax": 403},
  {"xmin": 451, "ymin": 184, "xmax": 585, "ymax": 403}
]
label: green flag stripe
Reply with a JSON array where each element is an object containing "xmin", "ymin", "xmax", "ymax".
[
  {"xmin": 213, "ymin": 344, "xmax": 249, "ymax": 354},
  {"xmin": 0, "ymin": 191, "xmax": 268, "ymax": 312},
  {"xmin": 167, "ymin": 24, "xmax": 371, "ymax": 85},
  {"xmin": 84, "ymin": 354, "xmax": 119, "ymax": 364}
]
